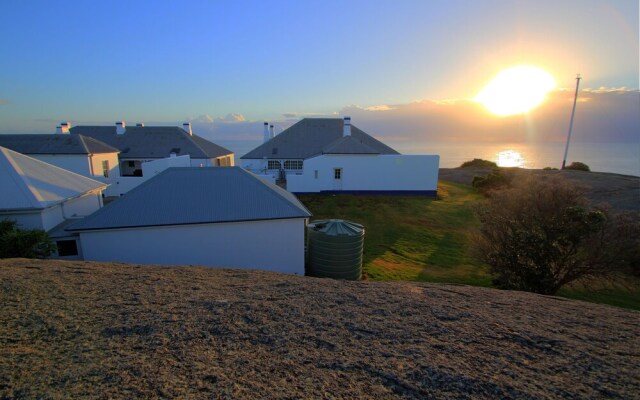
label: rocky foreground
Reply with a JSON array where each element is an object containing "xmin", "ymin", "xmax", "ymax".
[{"xmin": 1, "ymin": 259, "xmax": 639, "ymax": 399}]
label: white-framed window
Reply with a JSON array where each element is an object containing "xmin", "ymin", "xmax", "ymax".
[
  {"xmin": 267, "ymin": 160, "xmax": 281, "ymax": 170},
  {"xmin": 334, "ymin": 168, "xmax": 342, "ymax": 180},
  {"xmin": 102, "ymin": 160, "xmax": 110, "ymax": 178},
  {"xmin": 284, "ymin": 160, "xmax": 303, "ymax": 170}
]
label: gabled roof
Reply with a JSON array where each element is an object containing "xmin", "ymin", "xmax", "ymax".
[
  {"xmin": 240, "ymin": 118, "xmax": 399, "ymax": 160},
  {"xmin": 69, "ymin": 126, "xmax": 233, "ymax": 159},
  {"xmin": 322, "ymin": 135, "xmax": 379, "ymax": 155},
  {"xmin": 68, "ymin": 167, "xmax": 311, "ymax": 231},
  {"xmin": 0, "ymin": 134, "xmax": 119, "ymax": 155},
  {"xmin": 0, "ymin": 146, "xmax": 107, "ymax": 211}
]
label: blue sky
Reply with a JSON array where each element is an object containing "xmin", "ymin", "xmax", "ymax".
[{"xmin": 0, "ymin": 0, "xmax": 638, "ymax": 137}]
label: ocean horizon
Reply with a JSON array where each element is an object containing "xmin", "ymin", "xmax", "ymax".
[{"xmin": 217, "ymin": 139, "xmax": 640, "ymax": 177}]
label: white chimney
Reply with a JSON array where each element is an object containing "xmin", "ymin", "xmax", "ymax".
[
  {"xmin": 116, "ymin": 121, "xmax": 126, "ymax": 135},
  {"xmin": 269, "ymin": 124, "xmax": 275, "ymax": 139},
  {"xmin": 56, "ymin": 122, "xmax": 71, "ymax": 134},
  {"xmin": 343, "ymin": 116, "xmax": 351, "ymax": 137},
  {"xmin": 182, "ymin": 122, "xmax": 193, "ymax": 136},
  {"xmin": 136, "ymin": 122, "xmax": 145, "ymax": 127},
  {"xmin": 263, "ymin": 122, "xmax": 270, "ymax": 143}
]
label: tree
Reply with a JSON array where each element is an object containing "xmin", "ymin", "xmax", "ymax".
[
  {"xmin": 474, "ymin": 176, "xmax": 640, "ymax": 295},
  {"xmin": 0, "ymin": 220, "xmax": 55, "ymax": 259}
]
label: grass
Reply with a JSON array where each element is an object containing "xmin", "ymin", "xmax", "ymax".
[
  {"xmin": 298, "ymin": 181, "xmax": 491, "ymax": 286},
  {"xmin": 298, "ymin": 181, "xmax": 640, "ymax": 310}
]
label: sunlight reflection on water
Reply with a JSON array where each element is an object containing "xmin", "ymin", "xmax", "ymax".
[{"xmin": 496, "ymin": 150, "xmax": 525, "ymax": 167}]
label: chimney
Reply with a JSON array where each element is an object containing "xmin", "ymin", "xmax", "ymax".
[
  {"xmin": 263, "ymin": 122, "xmax": 270, "ymax": 143},
  {"xmin": 136, "ymin": 123, "xmax": 145, "ymax": 127},
  {"xmin": 182, "ymin": 122, "xmax": 193, "ymax": 136},
  {"xmin": 343, "ymin": 116, "xmax": 351, "ymax": 137},
  {"xmin": 269, "ymin": 124, "xmax": 275, "ymax": 139},
  {"xmin": 57, "ymin": 122, "xmax": 71, "ymax": 134},
  {"xmin": 116, "ymin": 121, "xmax": 126, "ymax": 135}
]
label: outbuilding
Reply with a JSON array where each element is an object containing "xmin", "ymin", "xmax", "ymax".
[{"xmin": 67, "ymin": 167, "xmax": 311, "ymax": 274}]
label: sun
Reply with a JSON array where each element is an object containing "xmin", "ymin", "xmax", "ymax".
[{"xmin": 475, "ymin": 66, "xmax": 556, "ymax": 116}]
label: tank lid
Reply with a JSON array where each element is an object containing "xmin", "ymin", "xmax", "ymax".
[{"xmin": 308, "ymin": 219, "xmax": 364, "ymax": 236}]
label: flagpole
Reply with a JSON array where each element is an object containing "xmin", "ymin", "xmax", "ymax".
[{"xmin": 561, "ymin": 74, "xmax": 582, "ymax": 169}]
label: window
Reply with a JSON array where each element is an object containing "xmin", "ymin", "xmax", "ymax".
[
  {"xmin": 314, "ymin": 170, "xmax": 319, "ymax": 179},
  {"xmin": 267, "ymin": 160, "xmax": 281, "ymax": 170},
  {"xmin": 334, "ymin": 168, "xmax": 342, "ymax": 180},
  {"xmin": 284, "ymin": 160, "xmax": 303, "ymax": 170},
  {"xmin": 56, "ymin": 240, "xmax": 78, "ymax": 257},
  {"xmin": 102, "ymin": 160, "xmax": 110, "ymax": 178}
]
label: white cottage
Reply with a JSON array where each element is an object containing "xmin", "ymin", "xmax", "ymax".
[
  {"xmin": 67, "ymin": 167, "xmax": 311, "ymax": 274},
  {"xmin": 0, "ymin": 131, "xmax": 121, "ymax": 186},
  {"xmin": 0, "ymin": 146, "xmax": 107, "ymax": 259},
  {"xmin": 240, "ymin": 117, "xmax": 440, "ymax": 195}
]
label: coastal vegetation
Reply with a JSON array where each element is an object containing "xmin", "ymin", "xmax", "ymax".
[
  {"xmin": 299, "ymin": 172, "xmax": 640, "ymax": 310},
  {"xmin": 0, "ymin": 220, "xmax": 54, "ymax": 259}
]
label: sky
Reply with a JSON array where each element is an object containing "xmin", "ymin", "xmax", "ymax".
[{"xmin": 0, "ymin": 0, "xmax": 638, "ymax": 150}]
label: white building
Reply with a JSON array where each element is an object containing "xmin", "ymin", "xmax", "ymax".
[
  {"xmin": 0, "ymin": 130, "xmax": 121, "ymax": 195},
  {"xmin": 240, "ymin": 117, "xmax": 440, "ymax": 195},
  {"xmin": 70, "ymin": 121, "xmax": 234, "ymax": 173},
  {"xmin": 67, "ymin": 167, "xmax": 311, "ymax": 274},
  {"xmin": 0, "ymin": 146, "xmax": 107, "ymax": 259}
]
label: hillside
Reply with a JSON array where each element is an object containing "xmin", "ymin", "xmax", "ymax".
[{"xmin": 1, "ymin": 259, "xmax": 638, "ymax": 399}]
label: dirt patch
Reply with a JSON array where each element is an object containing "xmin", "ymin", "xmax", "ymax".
[
  {"xmin": 439, "ymin": 168, "xmax": 640, "ymax": 212},
  {"xmin": 1, "ymin": 258, "xmax": 638, "ymax": 399}
]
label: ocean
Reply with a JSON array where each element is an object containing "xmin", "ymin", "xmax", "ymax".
[{"xmin": 217, "ymin": 139, "xmax": 640, "ymax": 177}]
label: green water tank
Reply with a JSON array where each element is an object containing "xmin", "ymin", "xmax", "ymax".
[{"xmin": 306, "ymin": 219, "xmax": 365, "ymax": 280}]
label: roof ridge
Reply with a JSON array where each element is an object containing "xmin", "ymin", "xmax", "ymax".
[
  {"xmin": 77, "ymin": 135, "xmax": 91, "ymax": 154},
  {"xmin": 0, "ymin": 147, "xmax": 40, "ymax": 208}
]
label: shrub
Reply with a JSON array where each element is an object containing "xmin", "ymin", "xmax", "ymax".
[
  {"xmin": 474, "ymin": 177, "xmax": 640, "ymax": 295},
  {"xmin": 564, "ymin": 162, "xmax": 590, "ymax": 172},
  {"xmin": 460, "ymin": 158, "xmax": 497, "ymax": 168},
  {"xmin": 0, "ymin": 220, "xmax": 55, "ymax": 259},
  {"xmin": 543, "ymin": 167, "xmax": 558, "ymax": 171},
  {"xmin": 472, "ymin": 169, "xmax": 511, "ymax": 194}
]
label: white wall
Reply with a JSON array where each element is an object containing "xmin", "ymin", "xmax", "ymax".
[
  {"xmin": 78, "ymin": 218, "xmax": 306, "ymax": 274},
  {"xmin": 90, "ymin": 153, "xmax": 121, "ymax": 180},
  {"xmin": 109, "ymin": 155, "xmax": 192, "ymax": 196},
  {"xmin": 287, "ymin": 154, "xmax": 440, "ymax": 193},
  {"xmin": 62, "ymin": 192, "xmax": 103, "ymax": 218}
]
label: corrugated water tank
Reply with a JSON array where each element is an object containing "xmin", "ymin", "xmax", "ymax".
[{"xmin": 306, "ymin": 219, "xmax": 364, "ymax": 280}]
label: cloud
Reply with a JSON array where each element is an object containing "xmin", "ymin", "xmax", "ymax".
[
  {"xmin": 364, "ymin": 105, "xmax": 396, "ymax": 111},
  {"xmin": 334, "ymin": 88, "xmax": 639, "ymax": 145},
  {"xmin": 282, "ymin": 112, "xmax": 298, "ymax": 118},
  {"xmin": 0, "ymin": 99, "xmax": 8, "ymax": 106},
  {"xmin": 189, "ymin": 114, "xmax": 214, "ymax": 124},
  {"xmin": 219, "ymin": 113, "xmax": 246, "ymax": 123}
]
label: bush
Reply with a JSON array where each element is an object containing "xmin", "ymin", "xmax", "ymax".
[
  {"xmin": 460, "ymin": 158, "xmax": 497, "ymax": 168},
  {"xmin": 0, "ymin": 220, "xmax": 55, "ymax": 259},
  {"xmin": 564, "ymin": 162, "xmax": 590, "ymax": 172},
  {"xmin": 474, "ymin": 177, "xmax": 640, "ymax": 295},
  {"xmin": 543, "ymin": 167, "xmax": 558, "ymax": 171},
  {"xmin": 472, "ymin": 169, "xmax": 511, "ymax": 194}
]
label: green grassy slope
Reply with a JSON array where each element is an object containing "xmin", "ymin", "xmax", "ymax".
[
  {"xmin": 298, "ymin": 181, "xmax": 640, "ymax": 310},
  {"xmin": 298, "ymin": 181, "xmax": 490, "ymax": 286}
]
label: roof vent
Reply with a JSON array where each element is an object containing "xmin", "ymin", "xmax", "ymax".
[
  {"xmin": 136, "ymin": 123, "xmax": 145, "ymax": 127},
  {"xmin": 270, "ymin": 124, "xmax": 275, "ymax": 139},
  {"xmin": 263, "ymin": 122, "xmax": 270, "ymax": 143},
  {"xmin": 182, "ymin": 122, "xmax": 193, "ymax": 136},
  {"xmin": 116, "ymin": 121, "xmax": 126, "ymax": 135},
  {"xmin": 343, "ymin": 116, "xmax": 351, "ymax": 137}
]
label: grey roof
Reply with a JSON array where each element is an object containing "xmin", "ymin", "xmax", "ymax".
[
  {"xmin": 240, "ymin": 118, "xmax": 399, "ymax": 159},
  {"xmin": 69, "ymin": 126, "xmax": 232, "ymax": 159},
  {"xmin": 0, "ymin": 134, "xmax": 119, "ymax": 155},
  {"xmin": 0, "ymin": 146, "xmax": 107, "ymax": 211},
  {"xmin": 67, "ymin": 167, "xmax": 311, "ymax": 231}
]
